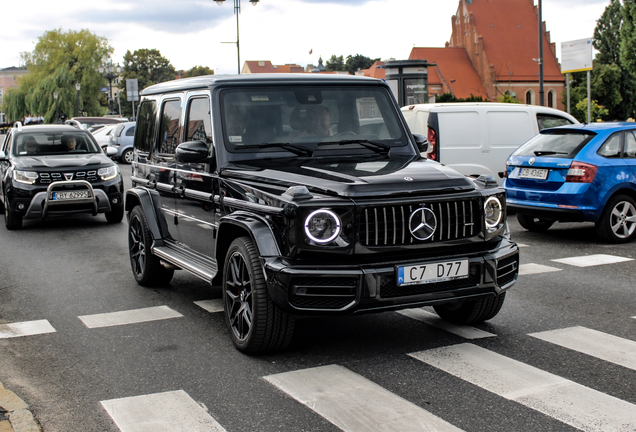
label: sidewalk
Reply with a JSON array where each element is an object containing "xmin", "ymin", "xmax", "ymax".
[{"xmin": 0, "ymin": 381, "xmax": 40, "ymax": 432}]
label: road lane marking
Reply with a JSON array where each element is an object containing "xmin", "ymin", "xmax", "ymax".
[
  {"xmin": 519, "ymin": 263, "xmax": 561, "ymax": 275},
  {"xmin": 0, "ymin": 320, "xmax": 56, "ymax": 339},
  {"xmin": 551, "ymin": 254, "xmax": 633, "ymax": 267},
  {"xmin": 410, "ymin": 343, "xmax": 636, "ymax": 432},
  {"xmin": 265, "ymin": 364, "xmax": 465, "ymax": 432},
  {"xmin": 101, "ymin": 390, "xmax": 226, "ymax": 432},
  {"xmin": 397, "ymin": 309, "xmax": 496, "ymax": 339},
  {"xmin": 529, "ymin": 326, "xmax": 636, "ymax": 371},
  {"xmin": 78, "ymin": 306, "xmax": 183, "ymax": 329},
  {"xmin": 194, "ymin": 299, "xmax": 224, "ymax": 313}
]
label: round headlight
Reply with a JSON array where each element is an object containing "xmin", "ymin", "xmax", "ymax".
[
  {"xmin": 484, "ymin": 196, "xmax": 503, "ymax": 230},
  {"xmin": 304, "ymin": 209, "xmax": 341, "ymax": 244}
]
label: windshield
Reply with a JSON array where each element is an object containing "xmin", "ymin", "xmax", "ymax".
[
  {"xmin": 512, "ymin": 130, "xmax": 595, "ymax": 159},
  {"xmin": 13, "ymin": 132, "xmax": 101, "ymax": 156},
  {"xmin": 220, "ymin": 86, "xmax": 408, "ymax": 157}
]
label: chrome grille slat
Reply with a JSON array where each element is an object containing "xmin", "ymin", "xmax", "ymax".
[{"xmin": 359, "ymin": 198, "xmax": 480, "ymax": 247}]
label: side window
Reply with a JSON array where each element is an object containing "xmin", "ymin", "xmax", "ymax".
[
  {"xmin": 159, "ymin": 99, "xmax": 183, "ymax": 155},
  {"xmin": 625, "ymin": 131, "xmax": 636, "ymax": 158},
  {"xmin": 125, "ymin": 126, "xmax": 136, "ymax": 137},
  {"xmin": 134, "ymin": 101, "xmax": 157, "ymax": 153},
  {"xmin": 597, "ymin": 132, "xmax": 622, "ymax": 158},
  {"xmin": 185, "ymin": 97, "xmax": 212, "ymax": 145},
  {"xmin": 537, "ymin": 114, "xmax": 574, "ymax": 131},
  {"xmin": 1, "ymin": 132, "xmax": 11, "ymax": 153}
]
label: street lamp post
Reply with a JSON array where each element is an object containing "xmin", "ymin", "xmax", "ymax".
[
  {"xmin": 53, "ymin": 91, "xmax": 59, "ymax": 123},
  {"xmin": 215, "ymin": 0, "xmax": 259, "ymax": 74},
  {"xmin": 75, "ymin": 82, "xmax": 81, "ymax": 117},
  {"xmin": 97, "ymin": 61, "xmax": 122, "ymax": 115}
]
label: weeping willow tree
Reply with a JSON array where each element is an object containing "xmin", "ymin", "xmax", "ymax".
[{"xmin": 3, "ymin": 29, "xmax": 113, "ymax": 123}]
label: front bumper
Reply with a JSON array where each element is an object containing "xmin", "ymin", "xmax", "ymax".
[
  {"xmin": 7, "ymin": 178, "xmax": 123, "ymax": 220},
  {"xmin": 264, "ymin": 238, "xmax": 519, "ymax": 315}
]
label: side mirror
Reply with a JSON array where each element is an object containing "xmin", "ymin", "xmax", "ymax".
[
  {"xmin": 104, "ymin": 146, "xmax": 118, "ymax": 157},
  {"xmin": 413, "ymin": 133, "xmax": 428, "ymax": 153},
  {"xmin": 0, "ymin": 150, "xmax": 6, "ymax": 161},
  {"xmin": 175, "ymin": 140, "xmax": 212, "ymax": 163}
]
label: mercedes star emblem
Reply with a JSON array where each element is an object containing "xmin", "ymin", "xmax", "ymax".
[{"xmin": 409, "ymin": 207, "xmax": 437, "ymax": 241}]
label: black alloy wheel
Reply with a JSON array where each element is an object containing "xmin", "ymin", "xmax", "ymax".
[
  {"xmin": 433, "ymin": 292, "xmax": 506, "ymax": 325},
  {"xmin": 223, "ymin": 237, "xmax": 295, "ymax": 354},
  {"xmin": 3, "ymin": 193, "xmax": 22, "ymax": 230},
  {"xmin": 128, "ymin": 206, "xmax": 173, "ymax": 286}
]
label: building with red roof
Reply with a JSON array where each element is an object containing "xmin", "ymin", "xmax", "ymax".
[{"xmin": 410, "ymin": 0, "xmax": 565, "ymax": 109}]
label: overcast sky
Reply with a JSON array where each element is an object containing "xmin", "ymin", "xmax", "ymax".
[{"xmin": 1, "ymin": 0, "xmax": 610, "ymax": 75}]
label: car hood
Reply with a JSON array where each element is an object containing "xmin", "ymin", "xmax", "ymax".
[
  {"xmin": 12, "ymin": 153, "xmax": 111, "ymax": 169},
  {"xmin": 224, "ymin": 157, "xmax": 475, "ymax": 198}
]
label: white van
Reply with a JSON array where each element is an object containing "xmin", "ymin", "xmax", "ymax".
[{"xmin": 401, "ymin": 103, "xmax": 579, "ymax": 183}]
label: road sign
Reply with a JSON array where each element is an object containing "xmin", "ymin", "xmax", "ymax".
[
  {"xmin": 561, "ymin": 38, "xmax": 593, "ymax": 73},
  {"xmin": 126, "ymin": 79, "xmax": 139, "ymax": 101}
]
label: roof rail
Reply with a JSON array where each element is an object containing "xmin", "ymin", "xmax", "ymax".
[{"xmin": 13, "ymin": 121, "xmax": 23, "ymax": 132}]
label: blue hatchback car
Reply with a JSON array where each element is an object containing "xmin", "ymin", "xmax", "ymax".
[{"xmin": 503, "ymin": 122, "xmax": 636, "ymax": 243}]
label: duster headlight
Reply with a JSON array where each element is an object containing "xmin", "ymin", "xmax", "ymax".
[
  {"xmin": 98, "ymin": 165, "xmax": 118, "ymax": 181},
  {"xmin": 14, "ymin": 170, "xmax": 38, "ymax": 184},
  {"xmin": 304, "ymin": 209, "xmax": 341, "ymax": 244}
]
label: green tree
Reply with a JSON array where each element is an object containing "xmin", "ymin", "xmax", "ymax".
[
  {"xmin": 572, "ymin": 98, "xmax": 609, "ymax": 123},
  {"xmin": 594, "ymin": 0, "xmax": 622, "ymax": 65},
  {"xmin": 326, "ymin": 55, "xmax": 345, "ymax": 72},
  {"xmin": 117, "ymin": 49, "xmax": 176, "ymax": 117},
  {"xmin": 620, "ymin": 0, "xmax": 636, "ymax": 74},
  {"xmin": 183, "ymin": 65, "xmax": 214, "ymax": 78},
  {"xmin": 344, "ymin": 54, "xmax": 379, "ymax": 75},
  {"xmin": 3, "ymin": 28, "xmax": 112, "ymax": 122},
  {"xmin": 497, "ymin": 93, "xmax": 520, "ymax": 104}
]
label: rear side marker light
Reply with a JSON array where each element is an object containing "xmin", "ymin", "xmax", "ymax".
[{"xmin": 566, "ymin": 162, "xmax": 597, "ymax": 183}]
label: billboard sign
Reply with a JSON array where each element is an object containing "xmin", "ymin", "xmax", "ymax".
[{"xmin": 561, "ymin": 38, "xmax": 593, "ymax": 73}]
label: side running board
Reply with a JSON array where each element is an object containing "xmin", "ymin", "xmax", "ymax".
[{"xmin": 153, "ymin": 242, "xmax": 218, "ymax": 283}]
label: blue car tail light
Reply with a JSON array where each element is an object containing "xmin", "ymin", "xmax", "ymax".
[{"xmin": 565, "ymin": 162, "xmax": 597, "ymax": 183}]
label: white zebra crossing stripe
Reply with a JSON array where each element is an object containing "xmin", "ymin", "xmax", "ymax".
[
  {"xmin": 518, "ymin": 263, "xmax": 561, "ymax": 275},
  {"xmin": 101, "ymin": 390, "xmax": 226, "ymax": 432},
  {"xmin": 78, "ymin": 306, "xmax": 183, "ymax": 328},
  {"xmin": 194, "ymin": 299, "xmax": 224, "ymax": 313},
  {"xmin": 0, "ymin": 319, "xmax": 56, "ymax": 339},
  {"xmin": 397, "ymin": 309, "xmax": 496, "ymax": 339},
  {"xmin": 265, "ymin": 364, "xmax": 464, "ymax": 432},
  {"xmin": 529, "ymin": 326, "xmax": 636, "ymax": 371},
  {"xmin": 410, "ymin": 343, "xmax": 636, "ymax": 432},
  {"xmin": 551, "ymin": 254, "xmax": 633, "ymax": 267}
]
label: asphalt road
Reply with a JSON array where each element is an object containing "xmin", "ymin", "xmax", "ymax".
[{"xmin": 0, "ymin": 163, "xmax": 635, "ymax": 432}]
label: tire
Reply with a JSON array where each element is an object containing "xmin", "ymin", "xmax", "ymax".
[
  {"xmin": 595, "ymin": 194, "xmax": 636, "ymax": 243},
  {"xmin": 433, "ymin": 293, "xmax": 506, "ymax": 325},
  {"xmin": 516, "ymin": 214, "xmax": 555, "ymax": 232},
  {"xmin": 128, "ymin": 206, "xmax": 174, "ymax": 286},
  {"xmin": 105, "ymin": 205, "xmax": 124, "ymax": 223},
  {"xmin": 223, "ymin": 236, "xmax": 295, "ymax": 354},
  {"xmin": 121, "ymin": 148, "xmax": 134, "ymax": 164},
  {"xmin": 4, "ymin": 194, "xmax": 22, "ymax": 230}
]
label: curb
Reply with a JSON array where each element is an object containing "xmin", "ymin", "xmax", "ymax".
[{"xmin": 0, "ymin": 382, "xmax": 40, "ymax": 432}]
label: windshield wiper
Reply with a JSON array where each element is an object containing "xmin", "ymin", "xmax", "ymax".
[
  {"xmin": 239, "ymin": 143, "xmax": 313, "ymax": 157},
  {"xmin": 534, "ymin": 150, "xmax": 569, "ymax": 156},
  {"xmin": 318, "ymin": 139, "xmax": 391, "ymax": 154}
]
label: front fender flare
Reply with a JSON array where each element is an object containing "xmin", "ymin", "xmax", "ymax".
[
  {"xmin": 125, "ymin": 187, "xmax": 172, "ymax": 242},
  {"xmin": 217, "ymin": 211, "xmax": 281, "ymax": 258}
]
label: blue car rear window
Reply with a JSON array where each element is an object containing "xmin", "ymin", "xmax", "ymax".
[{"xmin": 512, "ymin": 130, "xmax": 595, "ymax": 159}]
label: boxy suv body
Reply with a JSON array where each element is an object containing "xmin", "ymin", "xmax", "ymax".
[{"xmin": 126, "ymin": 74, "xmax": 519, "ymax": 353}]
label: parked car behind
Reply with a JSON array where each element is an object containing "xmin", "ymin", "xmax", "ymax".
[
  {"xmin": 108, "ymin": 121, "xmax": 136, "ymax": 163},
  {"xmin": 91, "ymin": 124, "xmax": 117, "ymax": 150},
  {"xmin": 503, "ymin": 122, "xmax": 636, "ymax": 243},
  {"xmin": 401, "ymin": 103, "xmax": 578, "ymax": 183}
]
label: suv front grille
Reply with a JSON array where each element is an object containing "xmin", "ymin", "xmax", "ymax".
[
  {"xmin": 38, "ymin": 171, "xmax": 98, "ymax": 185},
  {"xmin": 358, "ymin": 198, "xmax": 480, "ymax": 247}
]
